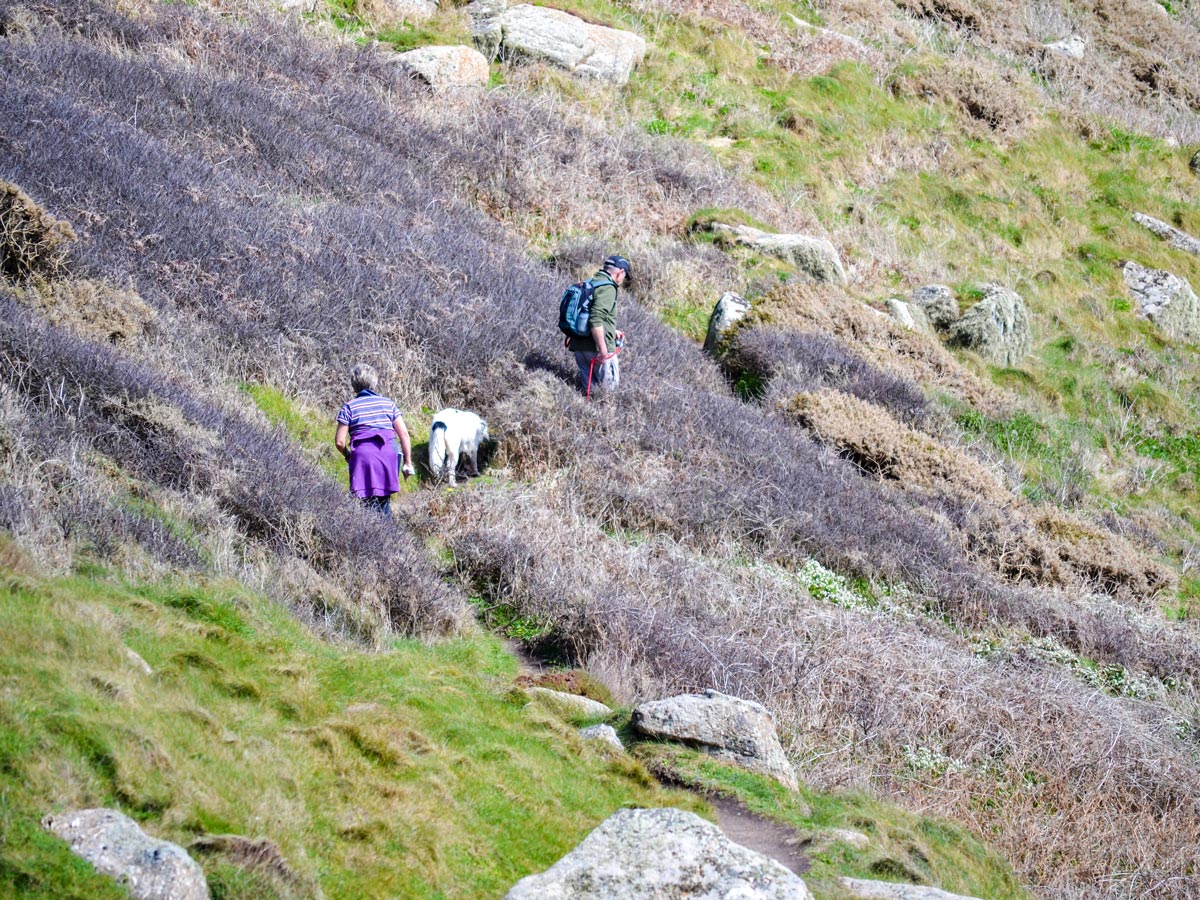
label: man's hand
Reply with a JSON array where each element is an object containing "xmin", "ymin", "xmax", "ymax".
[{"xmin": 402, "ymin": 462, "xmax": 415, "ymax": 480}]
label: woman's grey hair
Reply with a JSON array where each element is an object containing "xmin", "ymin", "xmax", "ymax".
[{"xmin": 349, "ymin": 363, "xmax": 379, "ymax": 393}]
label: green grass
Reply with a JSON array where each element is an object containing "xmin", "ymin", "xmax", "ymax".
[
  {"xmin": 0, "ymin": 564, "xmax": 700, "ymax": 899},
  {"xmin": 634, "ymin": 744, "xmax": 1028, "ymax": 900}
]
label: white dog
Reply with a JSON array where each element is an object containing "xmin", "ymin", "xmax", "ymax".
[{"xmin": 428, "ymin": 408, "xmax": 488, "ymax": 485}]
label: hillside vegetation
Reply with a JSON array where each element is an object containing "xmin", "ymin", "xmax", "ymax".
[{"xmin": 2, "ymin": 0, "xmax": 1200, "ymax": 896}]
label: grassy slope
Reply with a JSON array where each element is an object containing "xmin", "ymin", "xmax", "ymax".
[
  {"xmin": 0, "ymin": 552, "xmax": 705, "ymax": 899},
  {"xmin": 0, "ymin": 546, "xmax": 1025, "ymax": 899}
]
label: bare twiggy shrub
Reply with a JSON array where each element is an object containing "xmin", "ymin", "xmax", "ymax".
[{"xmin": 0, "ymin": 180, "xmax": 76, "ymax": 280}]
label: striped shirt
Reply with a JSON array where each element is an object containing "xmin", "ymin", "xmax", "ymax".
[{"xmin": 336, "ymin": 390, "xmax": 401, "ymax": 435}]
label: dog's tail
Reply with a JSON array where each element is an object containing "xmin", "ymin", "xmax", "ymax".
[{"xmin": 428, "ymin": 421, "xmax": 448, "ymax": 476}]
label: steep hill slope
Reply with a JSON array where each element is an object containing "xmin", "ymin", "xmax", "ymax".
[{"xmin": 2, "ymin": 0, "xmax": 1200, "ymax": 896}]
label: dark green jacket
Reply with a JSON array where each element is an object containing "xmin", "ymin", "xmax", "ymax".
[{"xmin": 567, "ymin": 272, "xmax": 618, "ymax": 353}]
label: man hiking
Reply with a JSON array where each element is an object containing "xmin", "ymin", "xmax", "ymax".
[{"xmin": 565, "ymin": 254, "xmax": 629, "ymax": 396}]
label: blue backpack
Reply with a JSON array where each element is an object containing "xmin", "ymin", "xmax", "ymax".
[{"xmin": 558, "ymin": 278, "xmax": 597, "ymax": 338}]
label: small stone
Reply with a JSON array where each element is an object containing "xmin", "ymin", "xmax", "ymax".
[
  {"xmin": 395, "ymin": 45, "xmax": 490, "ymax": 88},
  {"xmin": 947, "ymin": 284, "xmax": 1032, "ymax": 367},
  {"xmin": 124, "ymin": 646, "xmax": 153, "ymax": 675},
  {"xmin": 1121, "ymin": 261, "xmax": 1200, "ymax": 341},
  {"xmin": 579, "ymin": 723, "xmax": 623, "ymax": 750},
  {"xmin": 839, "ymin": 877, "xmax": 983, "ymax": 900},
  {"xmin": 1044, "ymin": 34, "xmax": 1086, "ymax": 60},
  {"xmin": 1132, "ymin": 212, "xmax": 1200, "ymax": 257},
  {"xmin": 711, "ymin": 223, "xmax": 846, "ymax": 285},
  {"xmin": 910, "ymin": 284, "xmax": 959, "ymax": 331},
  {"xmin": 526, "ymin": 686, "xmax": 612, "ymax": 720},
  {"xmin": 704, "ymin": 292, "xmax": 751, "ymax": 354},
  {"xmin": 632, "ymin": 689, "xmax": 797, "ymax": 790},
  {"xmin": 885, "ymin": 298, "xmax": 932, "ymax": 333}
]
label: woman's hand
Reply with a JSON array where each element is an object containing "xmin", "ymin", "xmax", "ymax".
[{"xmin": 401, "ymin": 462, "xmax": 415, "ymax": 480}]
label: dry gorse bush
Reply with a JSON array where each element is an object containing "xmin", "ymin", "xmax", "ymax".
[{"xmin": 0, "ymin": 180, "xmax": 76, "ymax": 281}]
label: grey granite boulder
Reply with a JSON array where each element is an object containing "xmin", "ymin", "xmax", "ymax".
[
  {"xmin": 44, "ymin": 809, "xmax": 209, "ymax": 900},
  {"xmin": 1133, "ymin": 212, "xmax": 1200, "ymax": 257},
  {"xmin": 580, "ymin": 723, "xmax": 623, "ymax": 750},
  {"xmin": 526, "ymin": 686, "xmax": 612, "ymax": 720},
  {"xmin": 494, "ymin": 4, "xmax": 645, "ymax": 84},
  {"xmin": 839, "ymin": 877, "xmax": 982, "ymax": 900},
  {"xmin": 911, "ymin": 284, "xmax": 959, "ymax": 331},
  {"xmin": 885, "ymin": 298, "xmax": 932, "ymax": 333},
  {"xmin": 948, "ymin": 283, "xmax": 1032, "ymax": 366},
  {"xmin": 711, "ymin": 223, "xmax": 847, "ymax": 284},
  {"xmin": 633, "ymin": 689, "xmax": 797, "ymax": 789},
  {"xmin": 703, "ymin": 291, "xmax": 752, "ymax": 354},
  {"xmin": 1121, "ymin": 261, "xmax": 1200, "ymax": 340},
  {"xmin": 505, "ymin": 807, "xmax": 812, "ymax": 899},
  {"xmin": 395, "ymin": 45, "xmax": 490, "ymax": 88}
]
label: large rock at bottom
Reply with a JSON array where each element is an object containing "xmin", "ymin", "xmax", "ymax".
[
  {"xmin": 1133, "ymin": 212, "xmax": 1200, "ymax": 257},
  {"xmin": 632, "ymin": 689, "xmax": 797, "ymax": 789},
  {"xmin": 711, "ymin": 223, "xmax": 847, "ymax": 284},
  {"xmin": 947, "ymin": 283, "xmax": 1032, "ymax": 366},
  {"xmin": 496, "ymin": 4, "xmax": 645, "ymax": 84},
  {"xmin": 43, "ymin": 809, "xmax": 209, "ymax": 900},
  {"xmin": 839, "ymin": 877, "xmax": 982, "ymax": 900},
  {"xmin": 504, "ymin": 807, "xmax": 812, "ymax": 899},
  {"xmin": 703, "ymin": 291, "xmax": 752, "ymax": 354},
  {"xmin": 911, "ymin": 284, "xmax": 959, "ymax": 331},
  {"xmin": 395, "ymin": 45, "xmax": 490, "ymax": 88},
  {"xmin": 1121, "ymin": 261, "xmax": 1200, "ymax": 340}
]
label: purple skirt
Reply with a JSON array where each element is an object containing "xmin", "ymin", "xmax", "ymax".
[{"xmin": 347, "ymin": 427, "xmax": 400, "ymax": 498}]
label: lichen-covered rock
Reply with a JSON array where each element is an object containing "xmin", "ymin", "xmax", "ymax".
[
  {"xmin": 1121, "ymin": 261, "xmax": 1200, "ymax": 341},
  {"xmin": 526, "ymin": 686, "xmax": 612, "ymax": 720},
  {"xmin": 496, "ymin": 4, "xmax": 645, "ymax": 84},
  {"xmin": 885, "ymin": 298, "xmax": 932, "ymax": 333},
  {"xmin": 839, "ymin": 877, "xmax": 982, "ymax": 900},
  {"xmin": 466, "ymin": 0, "xmax": 506, "ymax": 60},
  {"xmin": 703, "ymin": 291, "xmax": 752, "ymax": 354},
  {"xmin": 1132, "ymin": 212, "xmax": 1200, "ymax": 257},
  {"xmin": 579, "ymin": 723, "xmax": 623, "ymax": 750},
  {"xmin": 44, "ymin": 809, "xmax": 209, "ymax": 900},
  {"xmin": 911, "ymin": 284, "xmax": 959, "ymax": 331},
  {"xmin": 632, "ymin": 689, "xmax": 797, "ymax": 789},
  {"xmin": 504, "ymin": 807, "xmax": 812, "ymax": 899},
  {"xmin": 395, "ymin": 45, "xmax": 489, "ymax": 88},
  {"xmin": 948, "ymin": 284, "xmax": 1032, "ymax": 366},
  {"xmin": 711, "ymin": 223, "xmax": 847, "ymax": 284}
]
